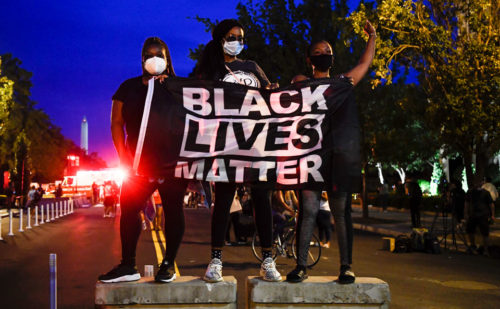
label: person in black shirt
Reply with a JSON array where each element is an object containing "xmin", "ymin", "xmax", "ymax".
[
  {"xmin": 465, "ymin": 182, "xmax": 495, "ymax": 256},
  {"xmin": 98, "ymin": 37, "xmax": 188, "ymax": 283},
  {"xmin": 406, "ymin": 178, "xmax": 422, "ymax": 228},
  {"xmin": 286, "ymin": 21, "xmax": 376, "ymax": 284},
  {"xmin": 195, "ymin": 19, "xmax": 281, "ymax": 283}
]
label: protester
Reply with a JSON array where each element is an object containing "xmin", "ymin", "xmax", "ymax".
[
  {"xmin": 286, "ymin": 20, "xmax": 376, "ymax": 284},
  {"xmin": 465, "ymin": 181, "xmax": 495, "ymax": 256},
  {"xmin": 195, "ymin": 19, "xmax": 281, "ymax": 282},
  {"xmin": 98, "ymin": 37, "xmax": 188, "ymax": 284}
]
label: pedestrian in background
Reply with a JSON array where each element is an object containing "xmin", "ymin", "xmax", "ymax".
[
  {"xmin": 482, "ymin": 177, "xmax": 498, "ymax": 204},
  {"xmin": 55, "ymin": 184, "xmax": 63, "ymax": 198},
  {"xmin": 465, "ymin": 181, "xmax": 495, "ymax": 256},
  {"xmin": 378, "ymin": 183, "xmax": 389, "ymax": 212},
  {"xmin": 406, "ymin": 178, "xmax": 422, "ymax": 228},
  {"xmin": 316, "ymin": 191, "xmax": 333, "ymax": 248}
]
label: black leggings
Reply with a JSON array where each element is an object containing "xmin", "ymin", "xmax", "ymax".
[
  {"xmin": 296, "ymin": 190, "xmax": 353, "ymax": 266},
  {"xmin": 212, "ymin": 183, "xmax": 273, "ymax": 248},
  {"xmin": 120, "ymin": 175, "xmax": 188, "ymax": 266}
]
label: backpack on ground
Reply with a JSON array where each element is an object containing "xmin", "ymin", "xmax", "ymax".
[
  {"xmin": 394, "ymin": 234, "xmax": 412, "ymax": 253},
  {"xmin": 424, "ymin": 232, "xmax": 441, "ymax": 254}
]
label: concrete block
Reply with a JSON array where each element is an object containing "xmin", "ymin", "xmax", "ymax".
[
  {"xmin": 95, "ymin": 276, "xmax": 237, "ymax": 309},
  {"xmin": 246, "ymin": 276, "xmax": 390, "ymax": 309}
]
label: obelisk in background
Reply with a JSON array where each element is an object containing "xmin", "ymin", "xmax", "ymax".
[{"xmin": 81, "ymin": 116, "xmax": 88, "ymax": 155}]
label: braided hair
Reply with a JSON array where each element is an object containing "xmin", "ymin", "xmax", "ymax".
[
  {"xmin": 141, "ymin": 37, "xmax": 176, "ymax": 76},
  {"xmin": 196, "ymin": 19, "xmax": 243, "ymax": 80}
]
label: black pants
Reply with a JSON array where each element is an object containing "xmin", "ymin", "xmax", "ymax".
[
  {"xmin": 225, "ymin": 212, "xmax": 241, "ymax": 242},
  {"xmin": 409, "ymin": 197, "xmax": 421, "ymax": 228},
  {"xmin": 296, "ymin": 190, "xmax": 353, "ymax": 266},
  {"xmin": 212, "ymin": 183, "xmax": 272, "ymax": 248},
  {"xmin": 120, "ymin": 175, "xmax": 188, "ymax": 266}
]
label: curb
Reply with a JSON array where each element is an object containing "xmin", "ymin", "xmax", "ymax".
[{"xmin": 352, "ymin": 223, "xmax": 404, "ymax": 237}]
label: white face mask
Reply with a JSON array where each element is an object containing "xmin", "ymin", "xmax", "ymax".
[
  {"xmin": 223, "ymin": 41, "xmax": 244, "ymax": 56},
  {"xmin": 144, "ymin": 56, "xmax": 167, "ymax": 75}
]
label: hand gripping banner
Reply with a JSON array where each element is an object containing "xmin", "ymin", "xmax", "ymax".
[{"xmin": 133, "ymin": 77, "xmax": 360, "ymax": 191}]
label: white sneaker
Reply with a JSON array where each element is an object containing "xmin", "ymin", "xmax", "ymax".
[
  {"xmin": 203, "ymin": 258, "xmax": 223, "ymax": 282},
  {"xmin": 260, "ymin": 257, "xmax": 282, "ymax": 282}
]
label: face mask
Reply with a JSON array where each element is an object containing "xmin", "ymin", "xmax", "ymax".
[
  {"xmin": 223, "ymin": 41, "xmax": 244, "ymax": 56},
  {"xmin": 144, "ymin": 56, "xmax": 167, "ymax": 75},
  {"xmin": 309, "ymin": 54, "xmax": 333, "ymax": 72}
]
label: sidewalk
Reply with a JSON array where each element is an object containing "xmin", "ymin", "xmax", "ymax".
[{"xmin": 351, "ymin": 204, "xmax": 500, "ymax": 248}]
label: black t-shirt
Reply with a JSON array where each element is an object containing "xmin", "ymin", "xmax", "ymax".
[
  {"xmin": 112, "ymin": 76, "xmax": 148, "ymax": 154},
  {"xmin": 217, "ymin": 59, "xmax": 270, "ymax": 88}
]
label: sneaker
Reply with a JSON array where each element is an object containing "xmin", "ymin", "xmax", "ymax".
[
  {"xmin": 321, "ymin": 242, "xmax": 330, "ymax": 249},
  {"xmin": 155, "ymin": 260, "xmax": 176, "ymax": 283},
  {"xmin": 203, "ymin": 258, "xmax": 223, "ymax": 283},
  {"xmin": 98, "ymin": 264, "xmax": 141, "ymax": 283},
  {"xmin": 338, "ymin": 265, "xmax": 355, "ymax": 284},
  {"xmin": 260, "ymin": 257, "xmax": 282, "ymax": 282},
  {"xmin": 286, "ymin": 265, "xmax": 308, "ymax": 283}
]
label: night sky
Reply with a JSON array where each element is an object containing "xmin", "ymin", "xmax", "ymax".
[{"xmin": 0, "ymin": 0, "xmax": 360, "ymax": 167}]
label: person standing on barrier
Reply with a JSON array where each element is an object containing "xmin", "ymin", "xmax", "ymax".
[
  {"xmin": 195, "ymin": 19, "xmax": 282, "ymax": 283},
  {"xmin": 286, "ymin": 20, "xmax": 376, "ymax": 284},
  {"xmin": 98, "ymin": 37, "xmax": 188, "ymax": 284}
]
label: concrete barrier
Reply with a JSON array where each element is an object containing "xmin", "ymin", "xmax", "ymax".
[
  {"xmin": 246, "ymin": 276, "xmax": 390, "ymax": 309},
  {"xmin": 95, "ymin": 276, "xmax": 237, "ymax": 309}
]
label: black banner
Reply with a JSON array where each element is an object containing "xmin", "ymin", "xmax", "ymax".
[{"xmin": 134, "ymin": 77, "xmax": 360, "ymax": 191}]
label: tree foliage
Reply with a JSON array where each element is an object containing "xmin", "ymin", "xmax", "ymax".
[{"xmin": 350, "ymin": 0, "xmax": 500, "ymax": 186}]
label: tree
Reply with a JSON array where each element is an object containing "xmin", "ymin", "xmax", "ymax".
[
  {"xmin": 350, "ymin": 0, "xmax": 500, "ymax": 187},
  {"xmin": 0, "ymin": 54, "xmax": 75, "ymax": 196}
]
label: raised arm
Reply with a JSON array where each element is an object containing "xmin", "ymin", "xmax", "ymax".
[
  {"xmin": 344, "ymin": 20, "xmax": 376, "ymax": 86},
  {"xmin": 111, "ymin": 100, "xmax": 132, "ymax": 168}
]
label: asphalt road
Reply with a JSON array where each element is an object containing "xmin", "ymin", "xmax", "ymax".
[{"xmin": 1, "ymin": 205, "xmax": 499, "ymax": 308}]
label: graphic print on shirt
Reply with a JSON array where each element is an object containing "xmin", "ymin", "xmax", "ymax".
[{"xmin": 222, "ymin": 70, "xmax": 261, "ymax": 88}]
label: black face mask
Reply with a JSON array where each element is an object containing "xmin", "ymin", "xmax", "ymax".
[{"xmin": 309, "ymin": 54, "xmax": 333, "ymax": 72}]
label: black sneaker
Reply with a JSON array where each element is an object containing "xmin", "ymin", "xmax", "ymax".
[
  {"xmin": 338, "ymin": 265, "xmax": 355, "ymax": 284},
  {"xmin": 98, "ymin": 264, "xmax": 141, "ymax": 283},
  {"xmin": 286, "ymin": 265, "xmax": 308, "ymax": 283},
  {"xmin": 155, "ymin": 260, "xmax": 176, "ymax": 283}
]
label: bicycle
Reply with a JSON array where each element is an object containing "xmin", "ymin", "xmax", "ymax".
[{"xmin": 251, "ymin": 216, "xmax": 322, "ymax": 267}]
